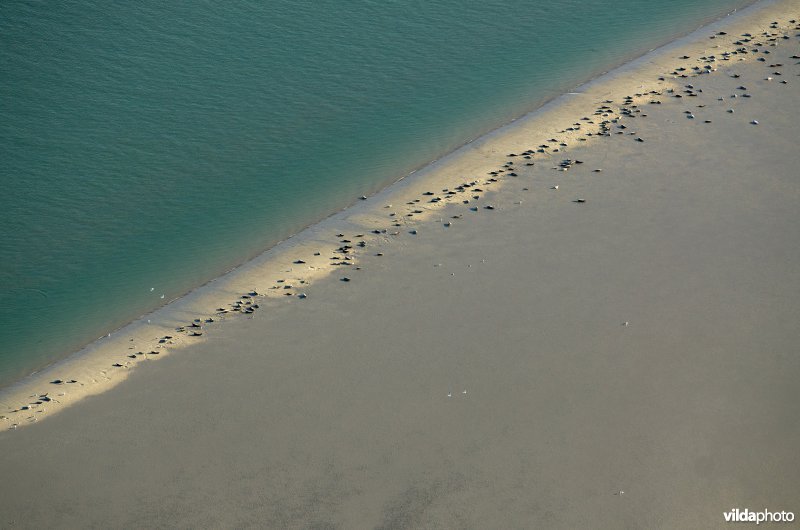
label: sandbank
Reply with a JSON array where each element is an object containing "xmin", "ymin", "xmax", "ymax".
[{"xmin": 1, "ymin": 1, "xmax": 799, "ymax": 527}]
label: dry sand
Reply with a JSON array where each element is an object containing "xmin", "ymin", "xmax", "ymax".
[{"xmin": 1, "ymin": 1, "xmax": 799, "ymax": 528}]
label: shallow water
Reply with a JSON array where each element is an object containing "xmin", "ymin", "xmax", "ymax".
[{"xmin": 0, "ymin": 0, "xmax": 753, "ymax": 387}]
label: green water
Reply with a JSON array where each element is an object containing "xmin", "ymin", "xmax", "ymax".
[{"xmin": 0, "ymin": 0, "xmax": 753, "ymax": 387}]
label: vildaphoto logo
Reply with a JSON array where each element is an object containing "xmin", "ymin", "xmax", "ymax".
[{"xmin": 724, "ymin": 508, "xmax": 795, "ymax": 524}]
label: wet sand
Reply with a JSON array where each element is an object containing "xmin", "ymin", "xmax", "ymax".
[{"xmin": 1, "ymin": 1, "xmax": 799, "ymax": 528}]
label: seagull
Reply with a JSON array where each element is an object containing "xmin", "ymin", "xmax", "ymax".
[
  {"xmin": 447, "ymin": 392, "xmax": 452, "ymax": 398},
  {"xmin": 462, "ymin": 389, "xmax": 467, "ymax": 395},
  {"xmin": 551, "ymin": 185, "xmax": 559, "ymax": 190},
  {"xmin": 160, "ymin": 294, "xmax": 165, "ymax": 299},
  {"xmin": 150, "ymin": 287, "xmax": 154, "ymax": 292}
]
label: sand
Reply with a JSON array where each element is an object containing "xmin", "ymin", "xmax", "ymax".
[{"xmin": 1, "ymin": 1, "xmax": 799, "ymax": 527}]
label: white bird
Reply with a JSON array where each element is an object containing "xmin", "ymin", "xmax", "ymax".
[
  {"xmin": 150, "ymin": 287, "xmax": 154, "ymax": 292},
  {"xmin": 551, "ymin": 185, "xmax": 559, "ymax": 190},
  {"xmin": 447, "ymin": 392, "xmax": 452, "ymax": 398},
  {"xmin": 622, "ymin": 321, "xmax": 629, "ymax": 326},
  {"xmin": 160, "ymin": 294, "xmax": 165, "ymax": 299},
  {"xmin": 462, "ymin": 389, "xmax": 467, "ymax": 395}
]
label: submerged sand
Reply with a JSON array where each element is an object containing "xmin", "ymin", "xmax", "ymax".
[{"xmin": 1, "ymin": 1, "xmax": 799, "ymax": 527}]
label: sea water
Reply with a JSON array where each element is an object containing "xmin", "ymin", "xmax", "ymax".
[{"xmin": 0, "ymin": 0, "xmax": 753, "ymax": 387}]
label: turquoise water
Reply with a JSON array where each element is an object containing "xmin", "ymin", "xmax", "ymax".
[{"xmin": 0, "ymin": 0, "xmax": 752, "ymax": 387}]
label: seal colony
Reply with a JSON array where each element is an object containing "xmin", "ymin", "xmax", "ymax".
[
  {"xmin": 1, "ymin": 1, "xmax": 798, "ymax": 434},
  {"xmin": 1, "ymin": 2, "xmax": 799, "ymax": 527}
]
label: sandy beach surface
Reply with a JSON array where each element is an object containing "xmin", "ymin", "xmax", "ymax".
[{"xmin": 2, "ymin": 1, "xmax": 799, "ymax": 527}]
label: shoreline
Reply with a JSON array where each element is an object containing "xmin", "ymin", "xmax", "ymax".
[
  {"xmin": 0, "ymin": 0, "xmax": 758, "ymax": 393},
  {"xmin": 1, "ymin": 0, "xmax": 797, "ymax": 525},
  {"xmin": 1, "ymin": 0, "xmax": 795, "ymax": 429}
]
